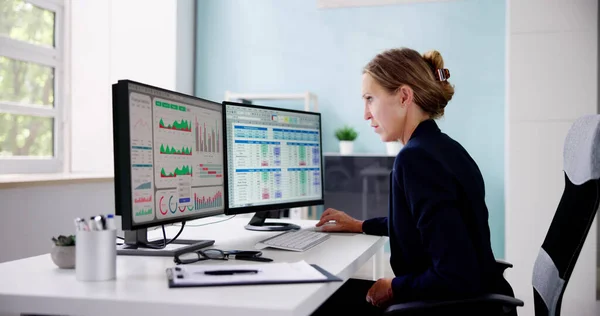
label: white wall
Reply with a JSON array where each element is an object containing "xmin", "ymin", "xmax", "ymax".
[
  {"xmin": 505, "ymin": 1, "xmax": 598, "ymax": 315},
  {"xmin": 109, "ymin": 0, "xmax": 177, "ymax": 90},
  {"xmin": 70, "ymin": 0, "xmax": 194, "ymax": 174},
  {"xmin": 70, "ymin": 0, "xmax": 112, "ymax": 174},
  {"xmin": 0, "ymin": 181, "xmax": 114, "ymax": 263}
]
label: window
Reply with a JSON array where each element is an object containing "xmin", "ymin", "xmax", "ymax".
[{"xmin": 0, "ymin": 0, "xmax": 66, "ymax": 174}]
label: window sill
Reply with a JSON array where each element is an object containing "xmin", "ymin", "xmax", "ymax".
[{"xmin": 0, "ymin": 173, "xmax": 114, "ymax": 189}]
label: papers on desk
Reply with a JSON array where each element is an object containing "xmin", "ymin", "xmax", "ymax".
[{"xmin": 166, "ymin": 260, "xmax": 341, "ymax": 288}]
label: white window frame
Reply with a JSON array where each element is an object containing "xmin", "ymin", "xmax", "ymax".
[{"xmin": 0, "ymin": 0, "xmax": 68, "ymax": 174}]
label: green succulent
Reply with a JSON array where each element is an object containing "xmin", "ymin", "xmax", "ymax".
[
  {"xmin": 52, "ymin": 235, "xmax": 75, "ymax": 246},
  {"xmin": 334, "ymin": 125, "xmax": 358, "ymax": 141}
]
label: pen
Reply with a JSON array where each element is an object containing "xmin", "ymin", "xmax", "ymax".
[
  {"xmin": 88, "ymin": 217, "xmax": 98, "ymax": 231},
  {"xmin": 75, "ymin": 218, "xmax": 90, "ymax": 231},
  {"xmin": 106, "ymin": 214, "xmax": 116, "ymax": 230},
  {"xmin": 100, "ymin": 215, "xmax": 106, "ymax": 230},
  {"xmin": 74, "ymin": 218, "xmax": 81, "ymax": 231},
  {"xmin": 93, "ymin": 215, "xmax": 104, "ymax": 230},
  {"xmin": 203, "ymin": 269, "xmax": 259, "ymax": 276}
]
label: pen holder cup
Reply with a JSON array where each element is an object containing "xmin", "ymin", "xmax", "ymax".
[{"xmin": 75, "ymin": 229, "xmax": 116, "ymax": 281}]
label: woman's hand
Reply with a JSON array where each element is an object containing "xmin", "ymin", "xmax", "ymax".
[
  {"xmin": 315, "ymin": 208, "xmax": 363, "ymax": 233},
  {"xmin": 366, "ymin": 278, "xmax": 394, "ymax": 308}
]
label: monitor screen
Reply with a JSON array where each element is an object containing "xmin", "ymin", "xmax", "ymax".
[
  {"xmin": 113, "ymin": 80, "xmax": 224, "ymax": 230},
  {"xmin": 223, "ymin": 102, "xmax": 324, "ymax": 213}
]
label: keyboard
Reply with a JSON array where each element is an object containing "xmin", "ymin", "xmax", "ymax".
[{"xmin": 255, "ymin": 229, "xmax": 330, "ymax": 252}]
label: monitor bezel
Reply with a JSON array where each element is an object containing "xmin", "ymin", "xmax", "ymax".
[
  {"xmin": 112, "ymin": 79, "xmax": 225, "ymax": 231},
  {"xmin": 221, "ymin": 101, "xmax": 325, "ymax": 216}
]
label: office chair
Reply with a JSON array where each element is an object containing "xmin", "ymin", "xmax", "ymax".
[
  {"xmin": 383, "ymin": 259, "xmax": 523, "ymax": 315},
  {"xmin": 532, "ymin": 114, "xmax": 600, "ymax": 316},
  {"xmin": 383, "ymin": 114, "xmax": 600, "ymax": 315}
]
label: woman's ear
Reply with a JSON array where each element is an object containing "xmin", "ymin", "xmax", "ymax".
[{"xmin": 396, "ymin": 85, "xmax": 414, "ymax": 107}]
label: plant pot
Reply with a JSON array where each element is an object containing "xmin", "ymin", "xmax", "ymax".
[
  {"xmin": 339, "ymin": 141, "xmax": 354, "ymax": 155},
  {"xmin": 51, "ymin": 245, "xmax": 75, "ymax": 269},
  {"xmin": 385, "ymin": 141, "xmax": 402, "ymax": 156}
]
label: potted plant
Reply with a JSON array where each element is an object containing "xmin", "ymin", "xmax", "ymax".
[
  {"xmin": 335, "ymin": 125, "xmax": 358, "ymax": 155},
  {"xmin": 51, "ymin": 235, "xmax": 76, "ymax": 269}
]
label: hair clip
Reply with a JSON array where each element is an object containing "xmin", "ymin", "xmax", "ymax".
[{"xmin": 435, "ymin": 69, "xmax": 450, "ymax": 81}]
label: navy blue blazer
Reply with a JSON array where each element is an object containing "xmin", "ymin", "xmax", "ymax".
[{"xmin": 362, "ymin": 119, "xmax": 513, "ymax": 302}]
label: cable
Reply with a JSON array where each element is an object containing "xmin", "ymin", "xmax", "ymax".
[
  {"xmin": 165, "ymin": 221, "xmax": 185, "ymax": 245},
  {"xmin": 139, "ymin": 222, "xmax": 186, "ymax": 248},
  {"xmin": 180, "ymin": 215, "xmax": 237, "ymax": 227},
  {"xmin": 161, "ymin": 225, "xmax": 167, "ymax": 247},
  {"xmin": 115, "ymin": 236, "xmax": 125, "ymax": 246},
  {"xmin": 137, "ymin": 225, "xmax": 168, "ymax": 249}
]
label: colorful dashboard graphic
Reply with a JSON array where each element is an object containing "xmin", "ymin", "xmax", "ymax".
[
  {"xmin": 155, "ymin": 186, "xmax": 223, "ymax": 220},
  {"xmin": 129, "ymin": 91, "xmax": 223, "ymax": 224}
]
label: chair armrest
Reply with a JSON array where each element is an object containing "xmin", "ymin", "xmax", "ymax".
[
  {"xmin": 495, "ymin": 259, "xmax": 513, "ymax": 273},
  {"xmin": 383, "ymin": 294, "xmax": 524, "ymax": 315},
  {"xmin": 496, "ymin": 259, "xmax": 513, "ymax": 271}
]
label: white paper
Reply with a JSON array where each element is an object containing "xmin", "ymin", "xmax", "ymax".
[{"xmin": 169, "ymin": 260, "xmax": 328, "ymax": 286}]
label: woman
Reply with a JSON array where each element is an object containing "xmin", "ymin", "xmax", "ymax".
[{"xmin": 311, "ymin": 48, "xmax": 515, "ymax": 315}]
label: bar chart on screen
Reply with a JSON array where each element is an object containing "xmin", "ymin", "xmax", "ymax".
[
  {"xmin": 192, "ymin": 108, "xmax": 223, "ymax": 187},
  {"xmin": 190, "ymin": 188, "xmax": 223, "ymax": 212},
  {"xmin": 194, "ymin": 112, "xmax": 222, "ymax": 154}
]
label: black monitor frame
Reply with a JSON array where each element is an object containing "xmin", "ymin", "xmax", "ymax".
[
  {"xmin": 112, "ymin": 80, "xmax": 225, "ymax": 233},
  {"xmin": 222, "ymin": 101, "xmax": 325, "ymax": 230}
]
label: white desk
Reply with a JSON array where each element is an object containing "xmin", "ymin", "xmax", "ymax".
[{"xmin": 0, "ymin": 217, "xmax": 387, "ymax": 316}]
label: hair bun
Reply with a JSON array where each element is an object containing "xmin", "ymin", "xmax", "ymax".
[
  {"xmin": 422, "ymin": 50, "xmax": 444, "ymax": 71},
  {"xmin": 422, "ymin": 50, "xmax": 454, "ymax": 107}
]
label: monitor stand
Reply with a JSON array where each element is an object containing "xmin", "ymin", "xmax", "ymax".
[
  {"xmin": 244, "ymin": 211, "xmax": 301, "ymax": 231},
  {"xmin": 117, "ymin": 228, "xmax": 214, "ymax": 257}
]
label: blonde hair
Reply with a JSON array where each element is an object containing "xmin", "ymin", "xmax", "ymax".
[{"xmin": 363, "ymin": 48, "xmax": 455, "ymax": 119}]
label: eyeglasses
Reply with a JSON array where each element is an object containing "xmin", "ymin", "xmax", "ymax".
[
  {"xmin": 174, "ymin": 249, "xmax": 227, "ymax": 265},
  {"xmin": 174, "ymin": 249, "xmax": 264, "ymax": 265}
]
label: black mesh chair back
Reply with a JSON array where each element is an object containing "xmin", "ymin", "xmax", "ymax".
[{"xmin": 532, "ymin": 114, "xmax": 600, "ymax": 316}]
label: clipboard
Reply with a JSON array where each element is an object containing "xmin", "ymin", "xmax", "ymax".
[{"xmin": 166, "ymin": 261, "xmax": 342, "ymax": 288}]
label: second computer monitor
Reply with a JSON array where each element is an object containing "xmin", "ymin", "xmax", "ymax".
[{"xmin": 223, "ymin": 101, "xmax": 324, "ymax": 231}]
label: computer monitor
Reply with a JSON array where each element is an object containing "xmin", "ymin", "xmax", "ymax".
[
  {"xmin": 112, "ymin": 80, "xmax": 224, "ymax": 255},
  {"xmin": 222, "ymin": 101, "xmax": 324, "ymax": 231}
]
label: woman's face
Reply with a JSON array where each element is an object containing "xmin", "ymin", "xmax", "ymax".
[{"xmin": 362, "ymin": 73, "xmax": 405, "ymax": 142}]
